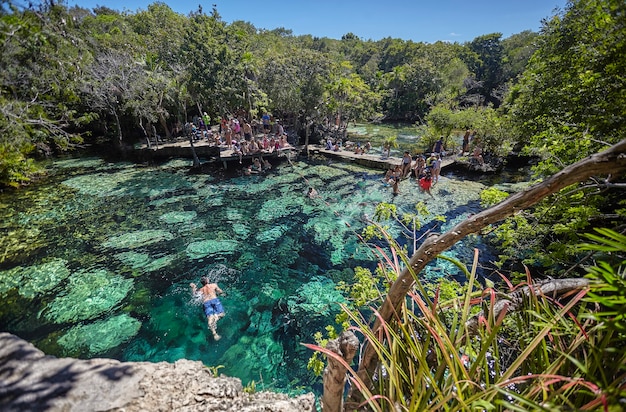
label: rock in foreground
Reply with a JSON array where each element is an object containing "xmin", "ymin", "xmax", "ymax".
[{"xmin": 0, "ymin": 333, "xmax": 315, "ymax": 412}]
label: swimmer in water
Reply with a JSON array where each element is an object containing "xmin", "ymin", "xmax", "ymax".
[{"xmin": 190, "ymin": 277, "xmax": 225, "ymax": 340}]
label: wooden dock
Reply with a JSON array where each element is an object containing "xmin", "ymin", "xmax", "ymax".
[
  {"xmin": 309, "ymin": 145, "xmax": 456, "ymax": 171},
  {"xmin": 133, "ymin": 139, "xmax": 455, "ymax": 171},
  {"xmin": 133, "ymin": 138, "xmax": 297, "ymax": 169}
]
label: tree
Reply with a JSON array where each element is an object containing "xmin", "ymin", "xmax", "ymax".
[
  {"xmin": 0, "ymin": 1, "xmax": 85, "ymax": 186},
  {"xmin": 462, "ymin": 33, "xmax": 505, "ymax": 106},
  {"xmin": 499, "ymin": 0, "xmax": 626, "ymax": 272},
  {"xmin": 324, "ymin": 61, "xmax": 382, "ymax": 136}
]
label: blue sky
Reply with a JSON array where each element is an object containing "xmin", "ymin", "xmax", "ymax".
[{"xmin": 66, "ymin": 0, "xmax": 567, "ymax": 43}]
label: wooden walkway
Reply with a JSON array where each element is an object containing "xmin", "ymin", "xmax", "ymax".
[
  {"xmin": 133, "ymin": 138, "xmax": 297, "ymax": 169},
  {"xmin": 309, "ymin": 145, "xmax": 456, "ymax": 171},
  {"xmin": 133, "ymin": 139, "xmax": 456, "ymax": 171}
]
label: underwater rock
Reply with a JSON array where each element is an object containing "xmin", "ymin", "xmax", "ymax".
[
  {"xmin": 103, "ymin": 230, "xmax": 175, "ymax": 250},
  {"xmin": 221, "ymin": 334, "xmax": 284, "ymax": 384},
  {"xmin": 256, "ymin": 225, "xmax": 288, "ymax": 243},
  {"xmin": 159, "ymin": 211, "xmax": 197, "ymax": 224},
  {"xmin": 186, "ymin": 239, "xmax": 239, "ymax": 260},
  {"xmin": 114, "ymin": 251, "xmax": 175, "ymax": 273},
  {"xmin": 0, "ymin": 258, "xmax": 70, "ymax": 299},
  {"xmin": 287, "ymin": 276, "xmax": 345, "ymax": 318},
  {"xmin": 43, "ymin": 269, "xmax": 133, "ymax": 323},
  {"xmin": 58, "ymin": 314, "xmax": 141, "ymax": 356}
]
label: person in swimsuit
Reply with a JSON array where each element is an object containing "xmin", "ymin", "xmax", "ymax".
[{"xmin": 190, "ymin": 277, "xmax": 225, "ymax": 340}]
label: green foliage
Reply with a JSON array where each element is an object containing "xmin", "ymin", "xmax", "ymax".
[
  {"xmin": 310, "ymin": 224, "xmax": 626, "ymax": 410},
  {"xmin": 509, "ymin": 0, "xmax": 626, "ymax": 174},
  {"xmin": 579, "ymin": 228, "xmax": 626, "ymax": 331},
  {"xmin": 480, "ymin": 187, "xmax": 509, "ymax": 207}
]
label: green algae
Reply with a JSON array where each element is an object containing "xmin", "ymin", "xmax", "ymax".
[{"xmin": 114, "ymin": 251, "xmax": 176, "ymax": 273}]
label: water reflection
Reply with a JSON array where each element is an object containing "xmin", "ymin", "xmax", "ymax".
[{"xmin": 0, "ymin": 155, "xmax": 492, "ymax": 394}]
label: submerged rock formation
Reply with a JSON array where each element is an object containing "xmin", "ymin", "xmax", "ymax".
[{"xmin": 0, "ymin": 333, "xmax": 315, "ymax": 412}]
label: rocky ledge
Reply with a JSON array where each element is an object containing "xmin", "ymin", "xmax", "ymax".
[{"xmin": 0, "ymin": 333, "xmax": 315, "ymax": 412}]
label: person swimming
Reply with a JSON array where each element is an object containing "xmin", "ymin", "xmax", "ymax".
[{"xmin": 190, "ymin": 277, "xmax": 225, "ymax": 340}]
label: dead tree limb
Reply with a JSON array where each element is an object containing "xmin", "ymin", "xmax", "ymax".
[
  {"xmin": 322, "ymin": 331, "xmax": 359, "ymax": 412},
  {"xmin": 348, "ymin": 139, "xmax": 626, "ymax": 404},
  {"xmin": 465, "ymin": 277, "xmax": 591, "ymax": 334}
]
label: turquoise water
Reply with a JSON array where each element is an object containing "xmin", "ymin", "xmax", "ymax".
[{"xmin": 0, "ymin": 154, "xmax": 491, "ymax": 394}]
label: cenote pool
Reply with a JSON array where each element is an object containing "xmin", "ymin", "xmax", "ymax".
[{"xmin": 0, "ymin": 153, "xmax": 502, "ymax": 395}]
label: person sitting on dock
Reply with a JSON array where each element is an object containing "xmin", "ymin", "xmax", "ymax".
[
  {"xmin": 364, "ymin": 141, "xmax": 372, "ymax": 153},
  {"xmin": 412, "ymin": 155, "xmax": 425, "ymax": 180},
  {"xmin": 325, "ymin": 138, "xmax": 333, "ymax": 150}
]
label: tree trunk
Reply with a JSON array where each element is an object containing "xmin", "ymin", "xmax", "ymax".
[
  {"xmin": 348, "ymin": 139, "xmax": 626, "ymax": 405},
  {"xmin": 322, "ymin": 331, "xmax": 359, "ymax": 412},
  {"xmin": 305, "ymin": 120, "xmax": 311, "ymax": 157},
  {"xmin": 159, "ymin": 114, "xmax": 172, "ymax": 140}
]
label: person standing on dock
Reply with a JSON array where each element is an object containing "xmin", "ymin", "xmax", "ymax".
[
  {"xmin": 433, "ymin": 137, "xmax": 445, "ymax": 156},
  {"xmin": 262, "ymin": 112, "xmax": 271, "ymax": 135},
  {"xmin": 401, "ymin": 151, "xmax": 412, "ymax": 178},
  {"xmin": 432, "ymin": 154, "xmax": 442, "ymax": 184}
]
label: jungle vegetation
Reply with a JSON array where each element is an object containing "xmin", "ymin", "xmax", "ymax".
[{"xmin": 1, "ymin": 0, "xmax": 625, "ymax": 409}]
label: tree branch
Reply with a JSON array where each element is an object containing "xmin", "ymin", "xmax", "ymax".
[{"xmin": 349, "ymin": 139, "xmax": 626, "ymax": 401}]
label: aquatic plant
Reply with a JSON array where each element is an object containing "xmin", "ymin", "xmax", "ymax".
[
  {"xmin": 102, "ymin": 230, "xmax": 175, "ymax": 249},
  {"xmin": 186, "ymin": 239, "xmax": 239, "ymax": 259},
  {"xmin": 0, "ymin": 226, "xmax": 42, "ymax": 264},
  {"xmin": 0, "ymin": 258, "xmax": 70, "ymax": 298},
  {"xmin": 43, "ymin": 269, "xmax": 133, "ymax": 323},
  {"xmin": 57, "ymin": 314, "xmax": 141, "ymax": 356}
]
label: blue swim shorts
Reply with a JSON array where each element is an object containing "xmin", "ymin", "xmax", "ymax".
[{"xmin": 203, "ymin": 298, "xmax": 224, "ymax": 316}]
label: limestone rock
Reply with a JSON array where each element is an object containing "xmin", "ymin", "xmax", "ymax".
[{"xmin": 0, "ymin": 333, "xmax": 315, "ymax": 412}]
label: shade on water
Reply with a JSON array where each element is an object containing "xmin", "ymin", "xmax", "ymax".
[{"xmin": 0, "ymin": 153, "xmax": 494, "ymax": 394}]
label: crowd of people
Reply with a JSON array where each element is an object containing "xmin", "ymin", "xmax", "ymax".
[
  {"xmin": 180, "ymin": 112, "xmax": 295, "ymax": 175},
  {"xmin": 384, "ymin": 138, "xmax": 447, "ymax": 198},
  {"xmin": 324, "ymin": 137, "xmax": 372, "ymax": 154}
]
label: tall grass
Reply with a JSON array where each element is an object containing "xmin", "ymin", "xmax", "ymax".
[{"xmin": 310, "ymin": 228, "xmax": 626, "ymax": 411}]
